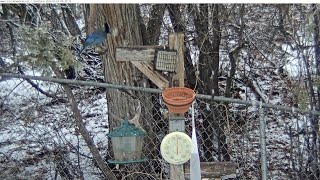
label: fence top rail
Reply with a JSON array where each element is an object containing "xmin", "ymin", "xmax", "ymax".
[{"xmin": 2, "ymin": 73, "xmax": 320, "ymax": 116}]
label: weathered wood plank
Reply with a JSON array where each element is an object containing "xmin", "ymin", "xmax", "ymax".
[
  {"xmin": 116, "ymin": 47, "xmax": 156, "ymax": 62},
  {"xmin": 168, "ymin": 33, "xmax": 185, "ymax": 180},
  {"xmin": 184, "ymin": 162, "xmax": 238, "ymax": 178},
  {"xmin": 130, "ymin": 61, "xmax": 169, "ymax": 89},
  {"xmin": 169, "ymin": 33, "xmax": 185, "ymax": 87}
]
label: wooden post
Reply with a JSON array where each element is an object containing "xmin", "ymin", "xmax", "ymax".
[
  {"xmin": 169, "ymin": 33, "xmax": 185, "ymax": 87},
  {"xmin": 168, "ymin": 33, "xmax": 185, "ymax": 180}
]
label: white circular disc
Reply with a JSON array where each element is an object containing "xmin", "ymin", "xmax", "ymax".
[{"xmin": 160, "ymin": 132, "xmax": 192, "ymax": 165}]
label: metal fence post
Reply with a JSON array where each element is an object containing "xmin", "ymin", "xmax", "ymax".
[{"xmin": 259, "ymin": 104, "xmax": 267, "ymax": 180}]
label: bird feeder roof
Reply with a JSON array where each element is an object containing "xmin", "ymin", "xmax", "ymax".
[{"xmin": 107, "ymin": 119, "xmax": 146, "ymax": 137}]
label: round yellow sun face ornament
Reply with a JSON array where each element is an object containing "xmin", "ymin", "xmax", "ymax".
[{"xmin": 160, "ymin": 132, "xmax": 192, "ymax": 165}]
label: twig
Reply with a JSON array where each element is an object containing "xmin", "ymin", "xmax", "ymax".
[{"xmin": 17, "ymin": 66, "xmax": 56, "ymax": 98}]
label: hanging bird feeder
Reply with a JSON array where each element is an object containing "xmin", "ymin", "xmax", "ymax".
[
  {"xmin": 162, "ymin": 87, "xmax": 196, "ymax": 113},
  {"xmin": 107, "ymin": 119, "xmax": 148, "ymax": 164}
]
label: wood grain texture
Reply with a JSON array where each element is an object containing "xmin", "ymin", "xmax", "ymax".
[
  {"xmin": 169, "ymin": 33, "xmax": 185, "ymax": 87},
  {"xmin": 116, "ymin": 47, "xmax": 155, "ymax": 62},
  {"xmin": 168, "ymin": 33, "xmax": 186, "ymax": 180},
  {"xmin": 131, "ymin": 61, "xmax": 169, "ymax": 89},
  {"xmin": 87, "ymin": 4, "xmax": 154, "ymax": 179},
  {"xmin": 184, "ymin": 162, "xmax": 238, "ymax": 178}
]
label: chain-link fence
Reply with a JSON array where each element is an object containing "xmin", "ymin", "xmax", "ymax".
[{"xmin": 1, "ymin": 73, "xmax": 320, "ymax": 180}]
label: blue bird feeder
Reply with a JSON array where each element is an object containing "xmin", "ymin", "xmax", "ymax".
[{"xmin": 107, "ymin": 119, "xmax": 148, "ymax": 164}]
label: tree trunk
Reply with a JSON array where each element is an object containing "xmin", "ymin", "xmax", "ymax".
[
  {"xmin": 312, "ymin": 4, "xmax": 320, "ymax": 178},
  {"xmin": 87, "ymin": 3, "xmax": 145, "ymax": 135},
  {"xmin": 86, "ymin": 4, "xmax": 155, "ymax": 179},
  {"xmin": 225, "ymin": 4, "xmax": 245, "ymax": 99},
  {"xmin": 145, "ymin": 4, "xmax": 166, "ymax": 45},
  {"xmin": 61, "ymin": 4, "xmax": 81, "ymax": 36},
  {"xmin": 194, "ymin": 4, "xmax": 214, "ymax": 161},
  {"xmin": 193, "ymin": 4, "xmax": 230, "ymax": 161}
]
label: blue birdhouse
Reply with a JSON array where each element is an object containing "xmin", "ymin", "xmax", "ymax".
[{"xmin": 107, "ymin": 119, "xmax": 148, "ymax": 164}]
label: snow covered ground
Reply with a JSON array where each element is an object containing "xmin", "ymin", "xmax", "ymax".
[{"xmin": 0, "ymin": 76, "xmax": 110, "ymax": 179}]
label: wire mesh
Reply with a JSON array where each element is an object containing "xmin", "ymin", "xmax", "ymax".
[{"xmin": 0, "ymin": 76, "xmax": 320, "ymax": 179}]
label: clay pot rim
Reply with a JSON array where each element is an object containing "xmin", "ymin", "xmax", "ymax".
[{"xmin": 162, "ymin": 87, "xmax": 196, "ymax": 106}]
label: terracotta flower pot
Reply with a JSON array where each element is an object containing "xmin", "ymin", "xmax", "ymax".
[{"xmin": 162, "ymin": 87, "xmax": 196, "ymax": 113}]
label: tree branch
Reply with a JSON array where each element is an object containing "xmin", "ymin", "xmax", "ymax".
[
  {"xmin": 50, "ymin": 64, "xmax": 116, "ymax": 180},
  {"xmin": 7, "ymin": 22, "xmax": 56, "ymax": 99}
]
